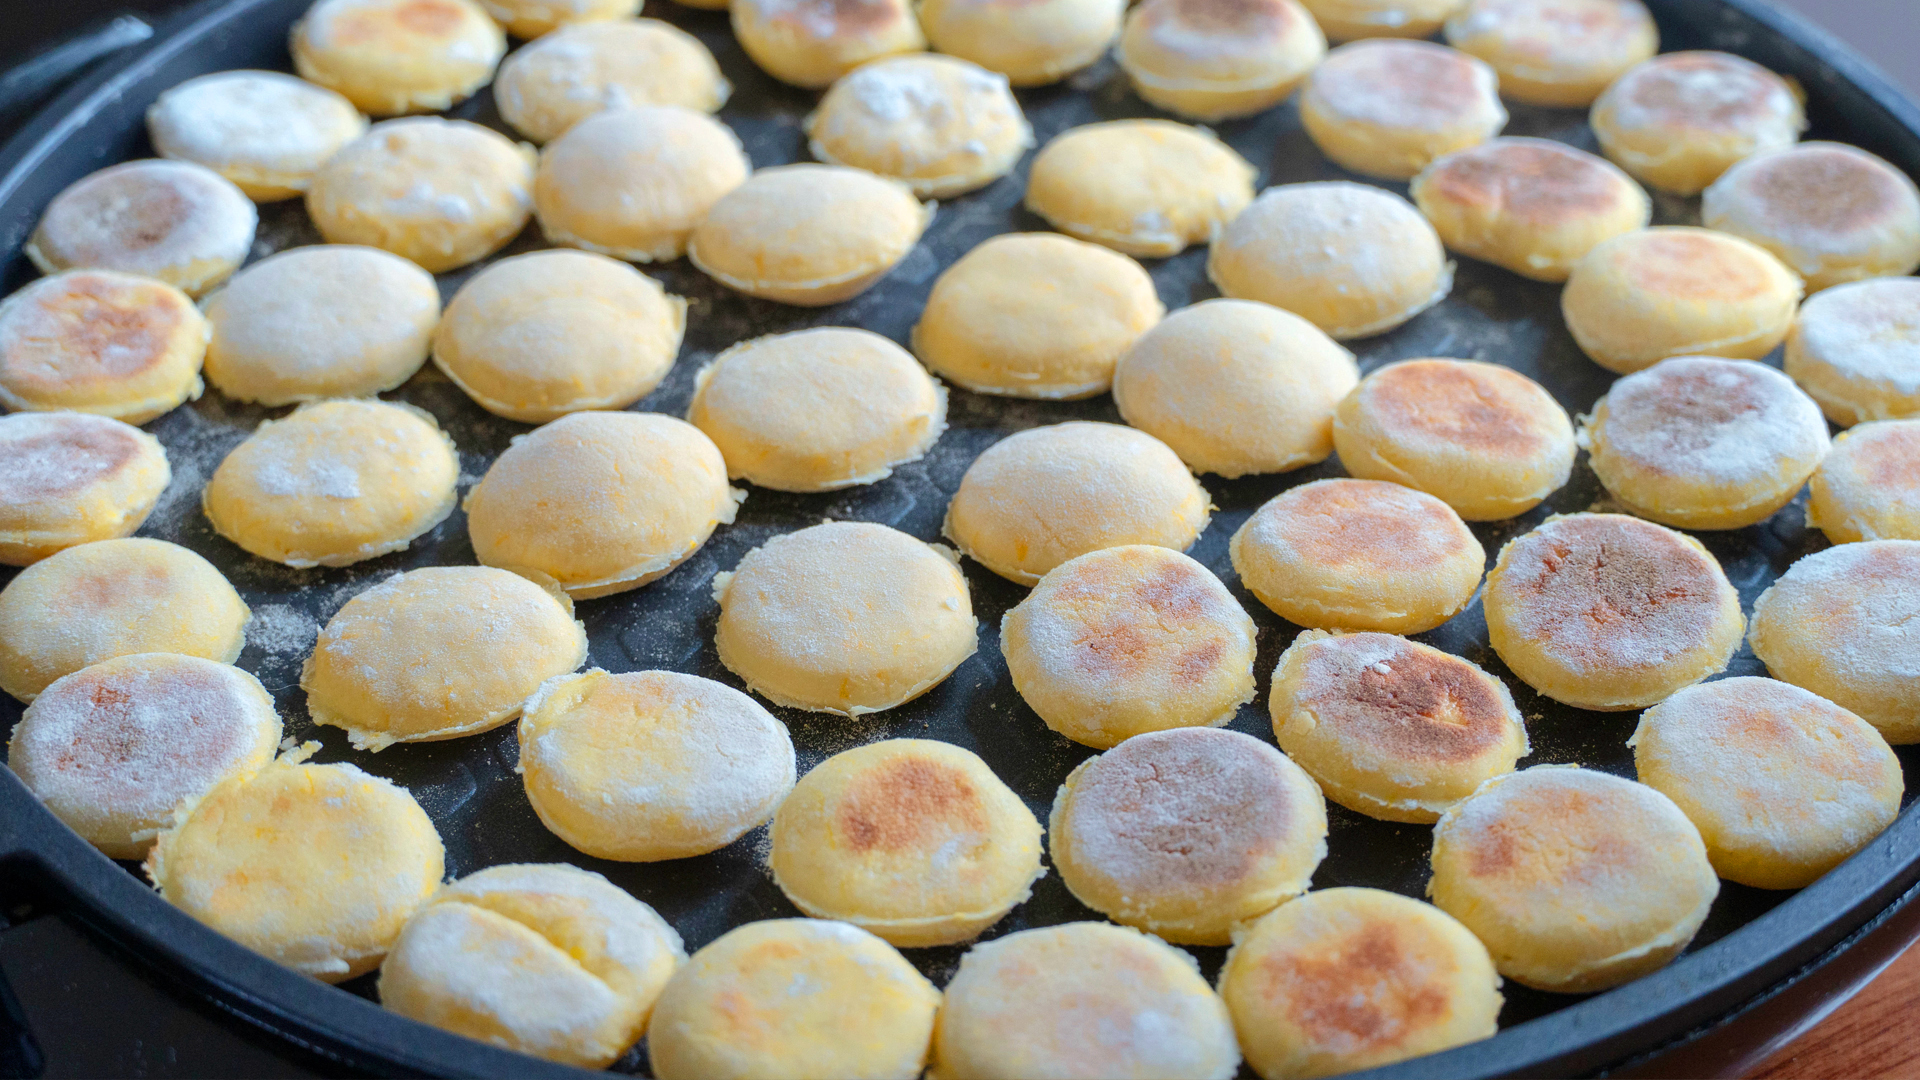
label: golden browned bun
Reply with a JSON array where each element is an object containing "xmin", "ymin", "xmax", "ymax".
[
  {"xmin": 1704, "ymin": 142, "xmax": 1920, "ymax": 295},
  {"xmin": 1410, "ymin": 137, "xmax": 1650, "ymax": 282},
  {"xmin": 0, "ymin": 270, "xmax": 207, "ymax": 425},
  {"xmin": 1560, "ymin": 226, "xmax": 1802, "ymax": 374},
  {"xmin": 291, "ymin": 0, "xmax": 505, "ymax": 116},
  {"xmin": 1118, "ymin": 0, "xmax": 1326, "ymax": 122},
  {"xmin": 1582, "ymin": 354, "xmax": 1831, "ymax": 531},
  {"xmin": 804, "ymin": 55, "xmax": 1032, "ymax": 199},
  {"xmin": 1483, "ymin": 513, "xmax": 1743, "ymax": 711},
  {"xmin": 1429, "ymin": 766, "xmax": 1718, "ymax": 993},
  {"xmin": 1024, "ymin": 120, "xmax": 1256, "ymax": 258},
  {"xmin": 1297, "ymin": 40, "xmax": 1506, "ymax": 181},
  {"xmin": 911, "ymin": 232, "xmax": 1162, "ymax": 400},
  {"xmin": 1808, "ymin": 420, "xmax": 1920, "ymax": 544},
  {"xmin": 769, "ymin": 739, "xmax": 1043, "ymax": 947},
  {"xmin": 730, "ymin": 0, "xmax": 925, "ymax": 88},
  {"xmin": 1631, "ymin": 677, "xmax": 1903, "ymax": 889},
  {"xmin": 917, "ymin": 0, "xmax": 1124, "ymax": 86},
  {"xmin": 1001, "ymin": 545, "xmax": 1257, "ymax": 749},
  {"xmin": 1443, "ymin": 0, "xmax": 1657, "ymax": 107},
  {"xmin": 712, "ymin": 521, "xmax": 977, "ymax": 715},
  {"xmin": 1113, "ymin": 299, "xmax": 1359, "ymax": 478},
  {"xmin": 1748, "ymin": 541, "xmax": 1920, "ymax": 743},
  {"xmin": 1332, "ymin": 358, "xmax": 1576, "ymax": 520},
  {"xmin": 494, "ymin": 19, "xmax": 731, "ymax": 144},
  {"xmin": 943, "ymin": 421, "xmax": 1212, "ymax": 585},
  {"xmin": 1231, "ymin": 480, "xmax": 1484, "ymax": 634},
  {"xmin": 933, "ymin": 922, "xmax": 1242, "ymax": 1079},
  {"xmin": 1218, "ymin": 888, "xmax": 1502, "ymax": 1079},
  {"xmin": 1048, "ymin": 728, "xmax": 1326, "ymax": 944},
  {"xmin": 1271, "ymin": 630, "xmax": 1528, "ymax": 823},
  {"xmin": 1589, "ymin": 50, "xmax": 1804, "ymax": 195},
  {"xmin": 1785, "ymin": 277, "xmax": 1920, "ymax": 427},
  {"xmin": 25, "ymin": 160, "xmax": 255, "ymax": 298},
  {"xmin": 1207, "ymin": 183, "xmax": 1452, "ymax": 340},
  {"xmin": 0, "ymin": 412, "xmax": 168, "ymax": 566}
]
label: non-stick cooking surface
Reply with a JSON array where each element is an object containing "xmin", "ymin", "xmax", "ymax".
[{"xmin": 2, "ymin": 0, "xmax": 1919, "ymax": 1075}]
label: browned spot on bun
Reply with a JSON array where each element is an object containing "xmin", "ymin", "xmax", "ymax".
[
  {"xmin": 1621, "ymin": 231, "xmax": 1773, "ymax": 301},
  {"xmin": 1459, "ymin": 780, "xmax": 1642, "ymax": 886},
  {"xmin": 1425, "ymin": 141, "xmax": 1628, "ymax": 224},
  {"xmin": 1051, "ymin": 553, "xmax": 1228, "ymax": 682},
  {"xmin": 1272, "ymin": 479, "xmax": 1475, "ymax": 572},
  {"xmin": 1297, "ymin": 634, "xmax": 1511, "ymax": 763},
  {"xmin": 1599, "ymin": 358, "xmax": 1771, "ymax": 475},
  {"xmin": 1501, "ymin": 515, "xmax": 1724, "ymax": 669},
  {"xmin": 396, "ymin": 0, "xmax": 466, "ymax": 33},
  {"xmin": 1365, "ymin": 360, "xmax": 1548, "ymax": 457},
  {"xmin": 1617, "ymin": 52, "xmax": 1782, "ymax": 129},
  {"xmin": 3, "ymin": 275, "xmax": 186, "ymax": 397},
  {"xmin": 0, "ymin": 418, "xmax": 141, "ymax": 503},
  {"xmin": 766, "ymin": 0, "xmax": 906, "ymax": 34},
  {"xmin": 1148, "ymin": 0, "xmax": 1293, "ymax": 39},
  {"xmin": 1065, "ymin": 729, "xmax": 1292, "ymax": 892},
  {"xmin": 1738, "ymin": 147, "xmax": 1907, "ymax": 233},
  {"xmin": 837, "ymin": 755, "xmax": 986, "ymax": 852},
  {"xmin": 1316, "ymin": 41, "xmax": 1488, "ymax": 129},
  {"xmin": 1256, "ymin": 922, "xmax": 1447, "ymax": 1050},
  {"xmin": 38, "ymin": 661, "xmax": 247, "ymax": 799},
  {"xmin": 1858, "ymin": 425, "xmax": 1920, "ymax": 489}
]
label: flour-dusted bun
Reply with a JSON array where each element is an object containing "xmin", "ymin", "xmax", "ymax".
[{"xmin": 1590, "ymin": 50, "xmax": 1805, "ymax": 195}]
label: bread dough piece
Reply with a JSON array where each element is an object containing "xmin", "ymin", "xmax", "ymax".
[
  {"xmin": 911, "ymin": 233, "xmax": 1162, "ymax": 400},
  {"xmin": 519, "ymin": 669, "xmax": 796, "ymax": 860},
  {"xmin": 1025, "ymin": 120, "xmax": 1254, "ymax": 258},
  {"xmin": 1219, "ymin": 887, "xmax": 1501, "ymax": 1080},
  {"xmin": 1118, "ymin": 0, "xmax": 1326, "ymax": 122},
  {"xmin": 1208, "ymin": 183, "xmax": 1452, "ymax": 339},
  {"xmin": 1581, "ymin": 355, "xmax": 1829, "ymax": 530},
  {"xmin": 1048, "ymin": 728, "xmax": 1326, "ymax": 944},
  {"xmin": 1590, "ymin": 50, "xmax": 1805, "ymax": 196},
  {"xmin": 1443, "ymin": 0, "xmax": 1658, "ymax": 107},
  {"xmin": 145, "ymin": 748, "xmax": 444, "ymax": 982},
  {"xmin": 1298, "ymin": 0, "xmax": 1463, "ymax": 41},
  {"xmin": 713, "ymin": 521, "xmax": 976, "ymax": 714},
  {"xmin": 25, "ymin": 160, "xmax": 255, "ymax": 298},
  {"xmin": 301, "ymin": 566, "xmax": 587, "ymax": 750},
  {"xmin": 944, "ymin": 421, "xmax": 1211, "ymax": 585},
  {"xmin": 1808, "ymin": 420, "xmax": 1920, "ymax": 544},
  {"xmin": 291, "ymin": 0, "xmax": 505, "ymax": 116},
  {"xmin": 1430, "ymin": 766, "xmax": 1718, "ymax": 992},
  {"xmin": 1231, "ymin": 479, "xmax": 1484, "ymax": 634},
  {"xmin": 1298, "ymin": 41, "xmax": 1506, "ymax": 181},
  {"xmin": 1748, "ymin": 541, "xmax": 1920, "ymax": 743},
  {"xmin": 1332, "ymin": 358, "xmax": 1575, "ymax": 520},
  {"xmin": 307, "ymin": 117, "xmax": 535, "ymax": 273},
  {"xmin": 730, "ymin": 0, "xmax": 925, "ymax": 88},
  {"xmin": 1561, "ymin": 226, "xmax": 1802, "ymax": 375},
  {"xmin": 379, "ymin": 864, "xmax": 684, "ymax": 1067},
  {"xmin": 7, "ymin": 654, "xmax": 279, "ymax": 859},
  {"xmin": 146, "ymin": 71, "xmax": 368, "ymax": 201},
  {"xmin": 687, "ymin": 327, "xmax": 945, "ymax": 492},
  {"xmin": 1484, "ymin": 513, "xmax": 1742, "ymax": 711},
  {"xmin": 1703, "ymin": 142, "xmax": 1920, "ymax": 295},
  {"xmin": 201, "ymin": 245, "xmax": 441, "ymax": 406},
  {"xmin": 0, "ymin": 538, "xmax": 249, "ymax": 703},
  {"xmin": 1271, "ymin": 631, "xmax": 1526, "ymax": 823},
  {"xmin": 1114, "ymin": 298, "xmax": 1359, "ymax": 477},
  {"xmin": 1785, "ymin": 277, "xmax": 1920, "ymax": 427},
  {"xmin": 0, "ymin": 412, "xmax": 169, "ymax": 566},
  {"xmin": 1410, "ymin": 137, "xmax": 1651, "ymax": 282},
  {"xmin": 933, "ymin": 922, "xmax": 1241, "ymax": 1079},
  {"xmin": 1002, "ymin": 545, "xmax": 1257, "ymax": 749},
  {"xmin": 480, "ymin": 0, "xmax": 639, "ymax": 38},
  {"xmin": 1631, "ymin": 677, "xmax": 1903, "ymax": 890},
  {"xmin": 805, "ymin": 55, "xmax": 1032, "ymax": 199},
  {"xmin": 688, "ymin": 164, "xmax": 931, "ymax": 305},
  {"xmin": 0, "ymin": 270, "xmax": 206, "ymax": 424},
  {"xmin": 433, "ymin": 250, "xmax": 686, "ymax": 421},
  {"xmin": 469, "ymin": 411, "xmax": 738, "ymax": 596},
  {"xmin": 495, "ymin": 19, "xmax": 731, "ymax": 144},
  {"xmin": 534, "ymin": 106, "xmax": 749, "ymax": 263},
  {"xmin": 203, "ymin": 400, "xmax": 459, "ymax": 568},
  {"xmin": 647, "ymin": 919, "xmax": 939, "ymax": 1080},
  {"xmin": 918, "ymin": 0, "xmax": 1122, "ymax": 86},
  {"xmin": 771, "ymin": 739, "xmax": 1042, "ymax": 946}
]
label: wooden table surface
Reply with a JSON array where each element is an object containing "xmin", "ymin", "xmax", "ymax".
[{"xmin": 1746, "ymin": 937, "xmax": 1920, "ymax": 1079}]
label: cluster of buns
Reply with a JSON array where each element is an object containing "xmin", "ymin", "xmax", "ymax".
[{"xmin": 3, "ymin": 0, "xmax": 1918, "ymax": 1075}]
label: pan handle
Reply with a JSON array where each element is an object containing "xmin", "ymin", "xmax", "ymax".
[{"xmin": 0, "ymin": 14, "xmax": 154, "ymax": 120}]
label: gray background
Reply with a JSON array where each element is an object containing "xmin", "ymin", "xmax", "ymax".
[{"xmin": 1775, "ymin": 0, "xmax": 1920, "ymax": 96}]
